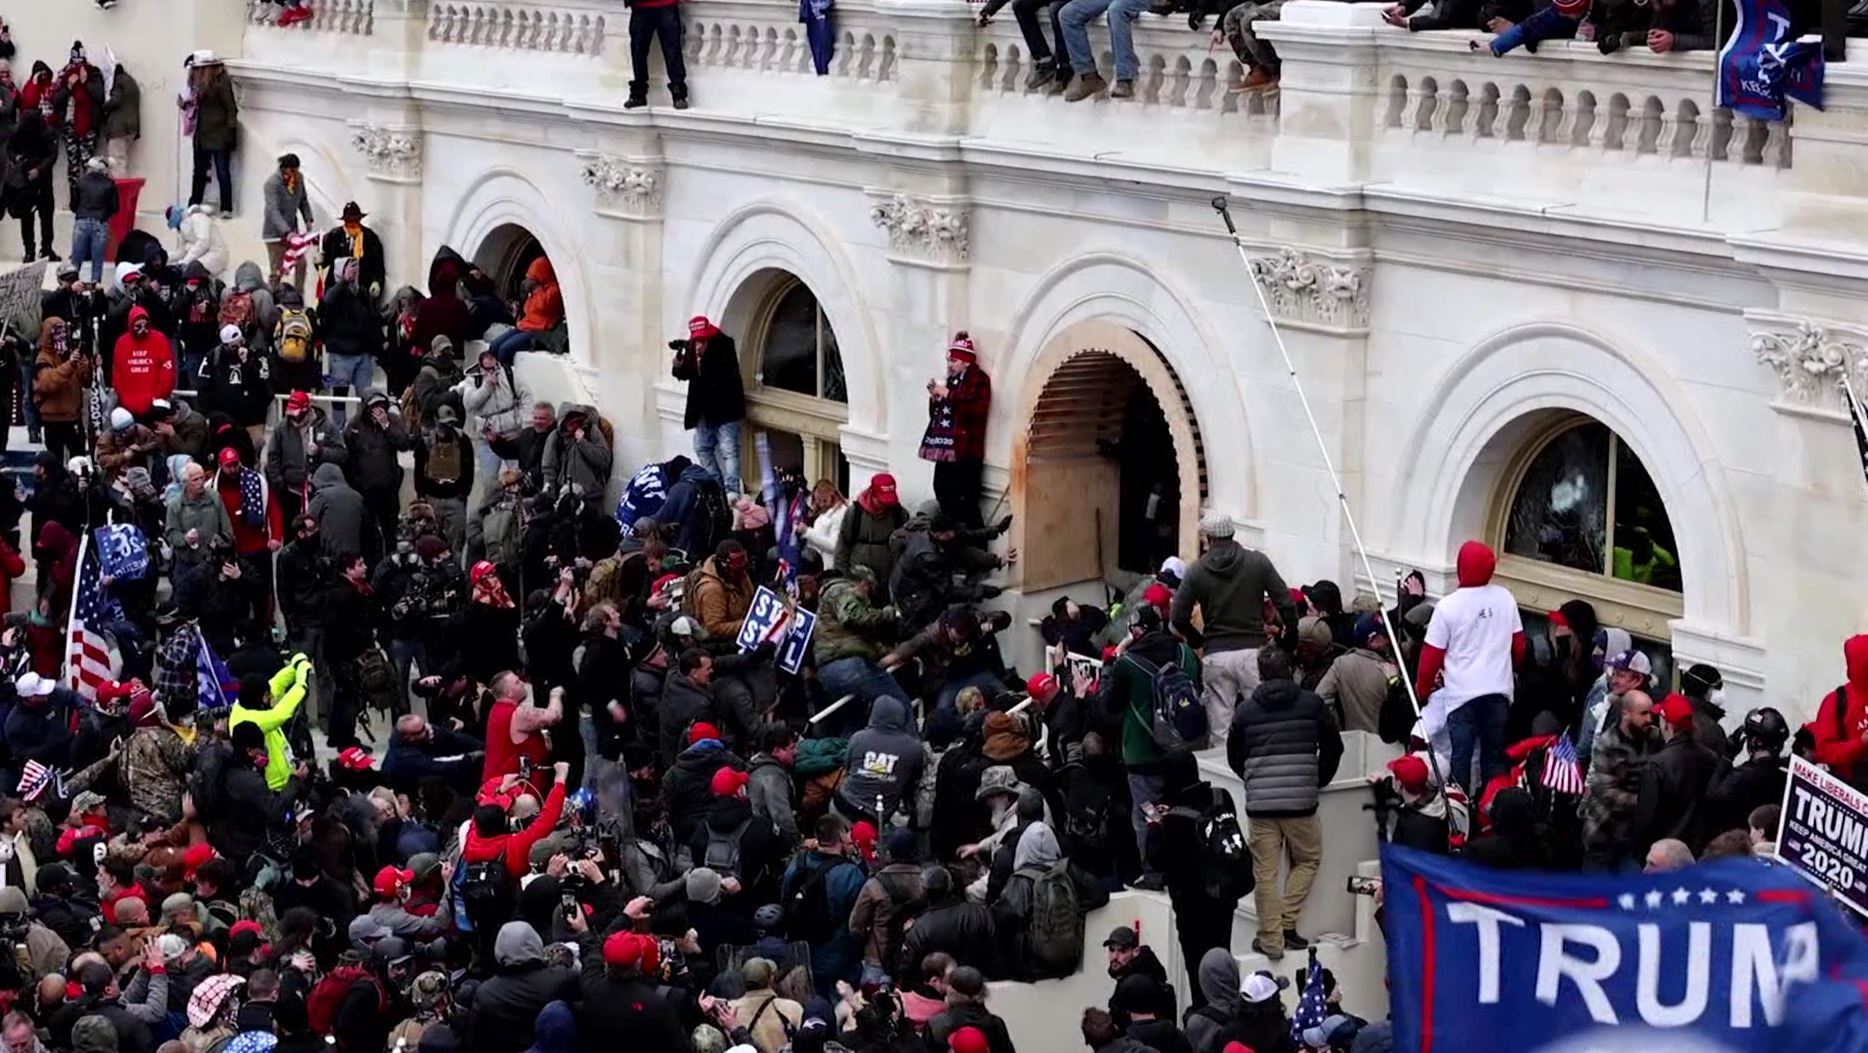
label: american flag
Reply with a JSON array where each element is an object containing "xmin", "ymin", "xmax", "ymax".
[
  {"xmin": 1290, "ymin": 949, "xmax": 1328, "ymax": 1045},
  {"xmin": 1541, "ymin": 734, "xmax": 1586, "ymax": 796},
  {"xmin": 64, "ymin": 534, "xmax": 119, "ymax": 702},
  {"xmin": 279, "ymin": 231, "xmax": 318, "ymax": 286},
  {"xmin": 17, "ymin": 760, "xmax": 60, "ymax": 803}
]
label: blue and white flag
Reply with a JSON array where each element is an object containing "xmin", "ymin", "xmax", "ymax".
[
  {"xmin": 1382, "ymin": 844, "xmax": 1868, "ymax": 1053},
  {"xmin": 196, "ymin": 634, "xmax": 234, "ymax": 712},
  {"xmin": 1717, "ymin": 0, "xmax": 1824, "ymax": 121},
  {"xmin": 92, "ymin": 523, "xmax": 150, "ymax": 581}
]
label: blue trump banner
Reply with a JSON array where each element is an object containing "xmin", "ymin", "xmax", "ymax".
[
  {"xmin": 1381, "ymin": 845, "xmax": 1868, "ymax": 1053},
  {"xmin": 1717, "ymin": 0, "xmax": 1823, "ymax": 121}
]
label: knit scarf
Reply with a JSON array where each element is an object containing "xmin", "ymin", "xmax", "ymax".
[{"xmin": 344, "ymin": 224, "xmax": 364, "ymax": 260}]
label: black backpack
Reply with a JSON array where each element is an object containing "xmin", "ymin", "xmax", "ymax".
[
  {"xmin": 691, "ymin": 478, "xmax": 733, "ymax": 557},
  {"xmin": 702, "ymin": 818, "xmax": 752, "ymax": 878},
  {"xmin": 460, "ymin": 852, "xmax": 515, "ymax": 933},
  {"xmin": 783, "ymin": 855, "xmax": 844, "ymax": 944},
  {"xmin": 1125, "ymin": 650, "xmax": 1208, "ymax": 756},
  {"xmin": 1169, "ymin": 787, "xmax": 1252, "ymax": 903}
]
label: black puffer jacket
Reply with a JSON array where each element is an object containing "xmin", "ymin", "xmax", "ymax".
[
  {"xmin": 901, "ymin": 893, "xmax": 1001, "ymax": 978},
  {"xmin": 657, "ymin": 671, "xmax": 714, "ymax": 771},
  {"xmin": 661, "ymin": 742, "xmax": 744, "ymax": 845},
  {"xmin": 1225, "ymin": 677, "xmax": 1344, "ymax": 818}
]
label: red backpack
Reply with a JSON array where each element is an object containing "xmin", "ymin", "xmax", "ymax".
[{"xmin": 308, "ymin": 964, "xmax": 385, "ymax": 1034}]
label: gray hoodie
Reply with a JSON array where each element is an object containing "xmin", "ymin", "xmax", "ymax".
[
  {"xmin": 307, "ymin": 462, "xmax": 367, "ymax": 558},
  {"xmin": 1185, "ymin": 948, "xmax": 1242, "ymax": 1053},
  {"xmin": 1170, "ymin": 538, "xmax": 1295, "ymax": 653},
  {"xmin": 839, "ymin": 697, "xmax": 925, "ymax": 823},
  {"xmin": 232, "ymin": 261, "xmax": 277, "ymax": 352},
  {"xmin": 493, "ymin": 921, "xmax": 544, "ymax": 967}
]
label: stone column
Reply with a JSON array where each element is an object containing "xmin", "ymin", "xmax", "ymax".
[
  {"xmin": 875, "ymin": 0, "xmax": 981, "ymax": 137},
  {"xmin": 1255, "ymin": 1, "xmax": 1387, "ymax": 184},
  {"xmin": 575, "ymin": 141, "xmax": 670, "ymax": 468}
]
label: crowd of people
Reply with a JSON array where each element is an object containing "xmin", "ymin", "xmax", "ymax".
[{"xmin": 0, "ymin": 18, "xmax": 1846, "ymax": 1053}]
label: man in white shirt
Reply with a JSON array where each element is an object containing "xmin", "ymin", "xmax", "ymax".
[{"xmin": 1415, "ymin": 541, "xmax": 1524, "ymax": 794}]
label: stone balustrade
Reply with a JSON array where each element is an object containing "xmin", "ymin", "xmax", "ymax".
[
  {"xmin": 246, "ymin": 0, "xmax": 375, "ymax": 33},
  {"xmin": 974, "ymin": 15, "xmax": 1279, "ymax": 119},
  {"xmin": 427, "ymin": 1, "xmax": 608, "ymax": 56}
]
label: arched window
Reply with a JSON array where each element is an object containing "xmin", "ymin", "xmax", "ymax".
[
  {"xmin": 741, "ymin": 276, "xmax": 849, "ymax": 492},
  {"xmin": 1491, "ymin": 416, "xmax": 1683, "ymax": 650}
]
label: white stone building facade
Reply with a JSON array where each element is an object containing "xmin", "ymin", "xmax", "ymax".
[{"xmin": 30, "ymin": 0, "xmax": 1868, "ymax": 721}]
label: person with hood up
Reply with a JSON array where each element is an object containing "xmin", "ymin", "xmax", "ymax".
[
  {"xmin": 519, "ymin": 1001, "xmax": 576, "ymax": 1053},
  {"xmin": 32, "ymin": 317, "xmax": 88, "ymax": 463},
  {"xmin": 101, "ymin": 60, "xmax": 140, "ymax": 173},
  {"xmin": 1462, "ymin": 786, "xmax": 1549, "ymax": 870},
  {"xmin": 919, "ymin": 332, "xmax": 993, "ymax": 528},
  {"xmin": 172, "ymin": 203, "xmax": 229, "ymax": 277},
  {"xmin": 171, "ymin": 257, "xmax": 225, "ymax": 385},
  {"xmin": 345, "ymin": 389, "xmax": 414, "ymax": 547},
  {"xmin": 262, "ymin": 155, "xmax": 315, "ymax": 290},
  {"xmin": 673, "ymin": 315, "xmax": 747, "ymax": 494},
  {"xmin": 541, "ymin": 403, "xmax": 613, "ymax": 499},
  {"xmin": 199, "ymin": 325, "xmax": 274, "ymax": 444},
  {"xmin": 836, "ymin": 473, "xmax": 909, "ymax": 590},
  {"xmin": 463, "ymin": 923, "xmax": 579, "ymax": 1053},
  {"xmin": 838, "ymin": 697, "xmax": 926, "ymax": 826},
  {"xmin": 68, "ymin": 157, "xmax": 117, "ymax": 284},
  {"xmin": 112, "ymin": 306, "xmax": 176, "ymax": 418},
  {"xmin": 1171, "ymin": 512, "xmax": 1297, "ymax": 755},
  {"xmin": 320, "ymin": 202, "xmax": 385, "ymax": 299},
  {"xmin": 458, "ymin": 347, "xmax": 529, "ymax": 487},
  {"xmin": 414, "ymin": 254, "xmax": 470, "ymax": 362},
  {"xmin": 1184, "ymin": 948, "xmax": 1242, "ymax": 1053},
  {"xmin": 1145, "ymin": 756, "xmax": 1245, "ymax": 996},
  {"xmin": 268, "ymin": 283, "xmax": 323, "ymax": 394},
  {"xmin": 6, "ymin": 107, "xmax": 56, "ymax": 263},
  {"xmin": 491, "ymin": 256, "xmax": 564, "ymax": 365},
  {"xmin": 267, "ymin": 389, "xmax": 348, "ymax": 522},
  {"xmin": 1415, "ymin": 540, "xmax": 1524, "ymax": 794},
  {"xmin": 307, "ymin": 462, "xmax": 368, "ymax": 560},
  {"xmin": 662, "ymin": 718, "xmax": 747, "ymax": 842},
  {"xmin": 657, "ymin": 458, "xmax": 727, "ymax": 556},
  {"xmin": 320, "ymin": 258, "xmax": 384, "ymax": 427},
  {"xmin": 229, "ymin": 655, "xmax": 312, "ymax": 791},
  {"xmin": 1226, "ymin": 646, "xmax": 1343, "ymax": 961}
]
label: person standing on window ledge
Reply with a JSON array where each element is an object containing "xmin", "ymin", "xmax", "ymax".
[
  {"xmin": 920, "ymin": 332, "xmax": 992, "ymax": 529},
  {"xmin": 623, "ymin": 0, "xmax": 690, "ymax": 111},
  {"xmin": 672, "ymin": 315, "xmax": 746, "ymax": 496}
]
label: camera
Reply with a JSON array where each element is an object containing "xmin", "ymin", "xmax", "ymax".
[{"xmin": 667, "ymin": 339, "xmax": 690, "ymax": 353}]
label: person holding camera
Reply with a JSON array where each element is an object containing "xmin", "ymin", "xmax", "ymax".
[
  {"xmin": 32, "ymin": 316, "xmax": 90, "ymax": 466},
  {"xmin": 670, "ymin": 316, "xmax": 746, "ymax": 496}
]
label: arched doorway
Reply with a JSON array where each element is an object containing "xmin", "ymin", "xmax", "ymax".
[
  {"xmin": 473, "ymin": 223, "xmax": 546, "ymax": 302},
  {"xmin": 1011, "ymin": 321, "xmax": 1208, "ymax": 592}
]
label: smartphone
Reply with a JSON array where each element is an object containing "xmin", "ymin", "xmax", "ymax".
[{"xmin": 1346, "ymin": 875, "xmax": 1382, "ymax": 896}]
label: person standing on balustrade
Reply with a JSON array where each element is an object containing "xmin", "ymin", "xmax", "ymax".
[{"xmin": 624, "ymin": 0, "xmax": 691, "ymax": 111}]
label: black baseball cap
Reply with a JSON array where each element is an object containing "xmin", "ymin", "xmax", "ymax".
[{"xmin": 1103, "ymin": 926, "xmax": 1138, "ymax": 950}]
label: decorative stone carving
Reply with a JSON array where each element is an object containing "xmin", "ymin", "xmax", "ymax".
[
  {"xmin": 1751, "ymin": 319, "xmax": 1868, "ymax": 409},
  {"xmin": 579, "ymin": 155, "xmax": 663, "ymax": 219},
  {"xmin": 350, "ymin": 124, "xmax": 422, "ymax": 182},
  {"xmin": 869, "ymin": 195, "xmax": 970, "ymax": 265},
  {"xmin": 1248, "ymin": 248, "xmax": 1370, "ymax": 330}
]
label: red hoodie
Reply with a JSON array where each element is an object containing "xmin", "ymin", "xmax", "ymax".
[
  {"xmin": 112, "ymin": 307, "xmax": 176, "ymax": 417},
  {"xmin": 1415, "ymin": 541, "xmax": 1527, "ymax": 702},
  {"xmin": 462, "ymin": 779, "xmax": 568, "ymax": 879},
  {"xmin": 1810, "ymin": 635, "xmax": 1868, "ymax": 788}
]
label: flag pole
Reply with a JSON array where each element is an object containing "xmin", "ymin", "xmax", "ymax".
[{"xmin": 1210, "ymin": 198, "xmax": 1420, "ymax": 713}]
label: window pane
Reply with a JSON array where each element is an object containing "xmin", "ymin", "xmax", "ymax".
[
  {"xmin": 761, "ymin": 285, "xmax": 819, "ymax": 397},
  {"xmin": 820, "ymin": 308, "xmax": 847, "ymax": 404},
  {"xmin": 1610, "ymin": 438, "xmax": 1682, "ymax": 592},
  {"xmin": 1504, "ymin": 423, "xmax": 1610, "ymax": 575}
]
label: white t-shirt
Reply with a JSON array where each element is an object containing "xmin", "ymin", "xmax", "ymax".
[{"xmin": 1423, "ymin": 583, "xmax": 1521, "ymax": 709}]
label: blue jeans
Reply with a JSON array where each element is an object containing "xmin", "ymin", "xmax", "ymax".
[
  {"xmin": 1490, "ymin": 5, "xmax": 1577, "ymax": 55},
  {"xmin": 1128, "ymin": 770, "xmax": 1166, "ymax": 865},
  {"xmin": 1106, "ymin": 0, "xmax": 1149, "ymax": 80},
  {"xmin": 475, "ymin": 433, "xmax": 506, "ymax": 493},
  {"xmin": 693, "ymin": 418, "xmax": 742, "ymax": 494},
  {"xmin": 490, "ymin": 327, "xmax": 537, "ymax": 366},
  {"xmin": 580, "ymin": 712, "xmax": 603, "ymax": 789},
  {"xmin": 389, "ymin": 637, "xmax": 424, "ymax": 716},
  {"xmin": 325, "ymin": 352, "xmax": 373, "ymax": 428},
  {"xmin": 70, "ymin": 218, "xmax": 108, "ymax": 284},
  {"xmin": 1446, "ymin": 693, "xmax": 1509, "ymax": 794},
  {"xmin": 819, "ymin": 656, "xmax": 904, "ymax": 710},
  {"xmin": 1060, "ymin": 0, "xmax": 1117, "ymax": 75}
]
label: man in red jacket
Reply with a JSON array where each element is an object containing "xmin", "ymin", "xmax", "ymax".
[
  {"xmin": 464, "ymin": 761, "xmax": 569, "ymax": 880},
  {"xmin": 112, "ymin": 306, "xmax": 176, "ymax": 419},
  {"xmin": 213, "ymin": 447, "xmax": 283, "ymax": 629},
  {"xmin": 919, "ymin": 332, "xmax": 992, "ymax": 529},
  {"xmin": 1809, "ymin": 635, "xmax": 1868, "ymax": 791}
]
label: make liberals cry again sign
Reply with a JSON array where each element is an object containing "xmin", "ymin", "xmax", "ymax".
[{"xmin": 1380, "ymin": 845, "xmax": 1868, "ymax": 1053}]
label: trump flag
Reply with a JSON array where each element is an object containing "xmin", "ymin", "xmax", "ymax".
[{"xmin": 1381, "ymin": 845, "xmax": 1868, "ymax": 1053}]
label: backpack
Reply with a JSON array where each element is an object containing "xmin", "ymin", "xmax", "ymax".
[
  {"xmin": 1023, "ymin": 859, "xmax": 1083, "ymax": 976},
  {"xmin": 480, "ymin": 497, "xmax": 521, "ymax": 569},
  {"xmin": 873, "ymin": 869, "xmax": 925, "ymax": 979},
  {"xmin": 702, "ymin": 817, "xmax": 752, "ymax": 878},
  {"xmin": 782, "ymin": 855, "xmax": 845, "ymax": 944},
  {"xmin": 277, "ymin": 307, "xmax": 313, "ymax": 364},
  {"xmin": 1125, "ymin": 650, "xmax": 1208, "ymax": 756},
  {"xmin": 1170, "ymin": 787, "xmax": 1252, "ymax": 903},
  {"xmin": 217, "ymin": 289, "xmax": 255, "ymax": 334},
  {"xmin": 399, "ymin": 384, "xmax": 423, "ymax": 433},
  {"xmin": 309, "ymin": 966, "xmax": 385, "ymax": 1034},
  {"xmin": 355, "ymin": 645, "xmax": 398, "ymax": 713},
  {"xmin": 691, "ymin": 477, "xmax": 733, "ymax": 556},
  {"xmin": 424, "ymin": 430, "xmax": 464, "ymax": 486},
  {"xmin": 1059, "ymin": 767, "xmax": 1112, "ymax": 857},
  {"xmin": 459, "ymin": 852, "xmax": 515, "ymax": 934}
]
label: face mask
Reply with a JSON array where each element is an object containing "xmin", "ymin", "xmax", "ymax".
[{"xmin": 1709, "ymin": 687, "xmax": 1726, "ymax": 709}]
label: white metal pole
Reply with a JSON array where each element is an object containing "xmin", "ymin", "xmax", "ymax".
[{"xmin": 1210, "ymin": 198, "xmax": 1421, "ymax": 715}]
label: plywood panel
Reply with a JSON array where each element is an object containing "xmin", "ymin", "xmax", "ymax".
[{"xmin": 1018, "ymin": 458, "xmax": 1119, "ymax": 591}]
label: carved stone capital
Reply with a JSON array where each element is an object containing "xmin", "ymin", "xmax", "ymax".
[
  {"xmin": 1248, "ymin": 247, "xmax": 1370, "ymax": 331},
  {"xmin": 1749, "ymin": 314, "xmax": 1868, "ymax": 416},
  {"xmin": 869, "ymin": 193, "xmax": 970, "ymax": 266},
  {"xmin": 349, "ymin": 123, "xmax": 422, "ymax": 182},
  {"xmin": 579, "ymin": 154, "xmax": 663, "ymax": 219}
]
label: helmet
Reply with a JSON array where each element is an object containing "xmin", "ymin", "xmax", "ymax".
[
  {"xmin": 1741, "ymin": 706, "xmax": 1789, "ymax": 753},
  {"xmin": 753, "ymin": 904, "xmax": 784, "ymax": 930}
]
